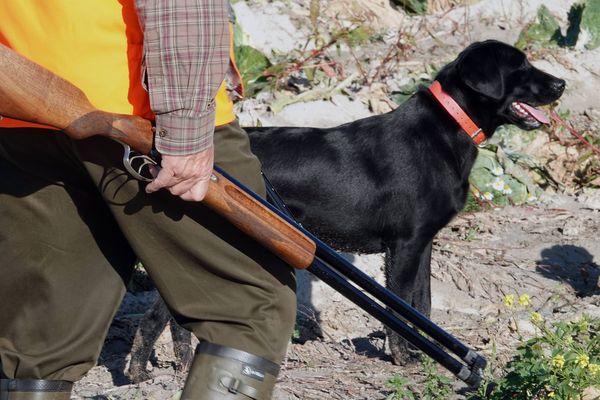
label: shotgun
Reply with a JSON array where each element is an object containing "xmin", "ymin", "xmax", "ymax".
[
  {"xmin": 0, "ymin": 43, "xmax": 315, "ymax": 270},
  {"xmin": 0, "ymin": 44, "xmax": 486, "ymax": 386}
]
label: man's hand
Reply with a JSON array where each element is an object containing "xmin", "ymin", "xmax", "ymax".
[{"xmin": 145, "ymin": 146, "xmax": 214, "ymax": 201}]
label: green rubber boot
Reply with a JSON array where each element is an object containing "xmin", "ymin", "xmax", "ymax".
[
  {"xmin": 180, "ymin": 342, "xmax": 281, "ymax": 400},
  {"xmin": 0, "ymin": 379, "xmax": 72, "ymax": 400}
]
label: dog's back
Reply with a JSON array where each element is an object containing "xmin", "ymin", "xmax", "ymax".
[{"xmin": 246, "ymin": 92, "xmax": 475, "ymax": 253}]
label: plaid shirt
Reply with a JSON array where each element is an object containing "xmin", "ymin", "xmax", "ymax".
[{"xmin": 135, "ymin": 0, "xmax": 229, "ymax": 156}]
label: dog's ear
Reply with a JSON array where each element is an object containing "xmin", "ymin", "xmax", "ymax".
[{"xmin": 457, "ymin": 43, "xmax": 505, "ymax": 101}]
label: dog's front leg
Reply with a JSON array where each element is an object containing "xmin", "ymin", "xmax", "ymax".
[
  {"xmin": 384, "ymin": 239, "xmax": 433, "ymax": 365},
  {"xmin": 411, "ymin": 240, "xmax": 433, "ymax": 319}
]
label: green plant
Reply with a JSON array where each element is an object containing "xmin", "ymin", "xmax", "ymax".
[
  {"xmin": 469, "ymin": 147, "xmax": 535, "ymax": 208},
  {"xmin": 390, "ymin": 76, "xmax": 434, "ymax": 105},
  {"xmin": 386, "ymin": 375, "xmax": 417, "ymax": 400},
  {"xmin": 515, "ymin": 5, "xmax": 564, "ymax": 49},
  {"xmin": 385, "ymin": 358, "xmax": 453, "ymax": 399},
  {"xmin": 464, "ymin": 226, "xmax": 478, "ymax": 241},
  {"xmin": 390, "ymin": 0, "xmax": 428, "ymax": 14},
  {"xmin": 581, "ymin": 0, "xmax": 600, "ymax": 49},
  {"xmin": 515, "ymin": 2, "xmax": 600, "ymax": 50},
  {"xmin": 421, "ymin": 356, "xmax": 454, "ymax": 399},
  {"xmin": 462, "ymin": 190, "xmax": 483, "ymax": 213},
  {"xmin": 234, "ymin": 44, "xmax": 273, "ymax": 97},
  {"xmin": 292, "ymin": 326, "xmax": 301, "ymax": 341},
  {"xmin": 474, "ymin": 315, "xmax": 600, "ymax": 400}
]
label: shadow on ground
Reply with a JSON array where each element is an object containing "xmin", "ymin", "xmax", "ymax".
[{"xmin": 536, "ymin": 244, "xmax": 600, "ymax": 296}]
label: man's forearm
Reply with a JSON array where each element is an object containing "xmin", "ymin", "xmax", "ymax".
[{"xmin": 135, "ymin": 0, "xmax": 230, "ymax": 156}]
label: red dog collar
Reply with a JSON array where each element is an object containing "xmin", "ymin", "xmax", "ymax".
[{"xmin": 428, "ymin": 81, "xmax": 486, "ymax": 145}]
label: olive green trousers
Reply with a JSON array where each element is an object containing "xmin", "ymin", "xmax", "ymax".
[{"xmin": 0, "ymin": 121, "xmax": 296, "ymax": 383}]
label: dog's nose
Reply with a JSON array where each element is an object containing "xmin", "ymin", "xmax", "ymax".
[{"xmin": 553, "ymin": 79, "xmax": 566, "ymax": 94}]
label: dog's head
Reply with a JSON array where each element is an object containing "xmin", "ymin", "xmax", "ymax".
[{"xmin": 436, "ymin": 40, "xmax": 565, "ymax": 133}]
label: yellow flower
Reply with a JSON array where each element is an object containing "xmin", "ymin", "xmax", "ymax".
[
  {"xmin": 563, "ymin": 336, "xmax": 573, "ymax": 346},
  {"xmin": 551, "ymin": 354, "xmax": 565, "ymax": 369},
  {"xmin": 503, "ymin": 294, "xmax": 515, "ymax": 308},
  {"xmin": 531, "ymin": 312, "xmax": 544, "ymax": 325},
  {"xmin": 576, "ymin": 354, "xmax": 589, "ymax": 368},
  {"xmin": 589, "ymin": 363, "xmax": 600, "ymax": 375},
  {"xmin": 548, "ymin": 392, "xmax": 555, "ymax": 398},
  {"xmin": 518, "ymin": 294, "xmax": 531, "ymax": 307}
]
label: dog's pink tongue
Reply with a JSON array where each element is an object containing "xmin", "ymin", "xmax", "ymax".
[{"xmin": 518, "ymin": 102, "xmax": 550, "ymax": 124}]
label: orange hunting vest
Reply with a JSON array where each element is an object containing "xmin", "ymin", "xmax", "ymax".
[{"xmin": 0, "ymin": 0, "xmax": 239, "ymax": 129}]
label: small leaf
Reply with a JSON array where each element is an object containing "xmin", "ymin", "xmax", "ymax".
[{"xmin": 234, "ymin": 45, "xmax": 272, "ymax": 97}]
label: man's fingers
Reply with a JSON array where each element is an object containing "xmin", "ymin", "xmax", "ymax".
[
  {"xmin": 148, "ymin": 164, "xmax": 161, "ymax": 179},
  {"xmin": 167, "ymin": 180, "xmax": 195, "ymax": 197},
  {"xmin": 167, "ymin": 175, "xmax": 208, "ymax": 197},
  {"xmin": 179, "ymin": 179, "xmax": 210, "ymax": 202},
  {"xmin": 145, "ymin": 167, "xmax": 175, "ymax": 193},
  {"xmin": 143, "ymin": 146, "xmax": 214, "ymax": 200},
  {"xmin": 146, "ymin": 168, "xmax": 211, "ymax": 200}
]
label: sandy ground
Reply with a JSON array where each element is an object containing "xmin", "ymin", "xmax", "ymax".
[{"xmin": 71, "ymin": 0, "xmax": 600, "ymax": 398}]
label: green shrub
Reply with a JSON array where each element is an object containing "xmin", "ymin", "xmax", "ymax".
[
  {"xmin": 475, "ymin": 316, "xmax": 600, "ymax": 400},
  {"xmin": 581, "ymin": 0, "xmax": 600, "ymax": 49},
  {"xmin": 386, "ymin": 375, "xmax": 417, "ymax": 400},
  {"xmin": 516, "ymin": 2, "xmax": 600, "ymax": 50}
]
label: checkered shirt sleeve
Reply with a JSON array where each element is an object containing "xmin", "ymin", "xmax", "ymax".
[{"xmin": 135, "ymin": 0, "xmax": 229, "ymax": 155}]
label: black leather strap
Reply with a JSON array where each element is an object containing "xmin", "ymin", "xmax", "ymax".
[
  {"xmin": 0, "ymin": 379, "xmax": 73, "ymax": 392},
  {"xmin": 196, "ymin": 342, "xmax": 280, "ymax": 377}
]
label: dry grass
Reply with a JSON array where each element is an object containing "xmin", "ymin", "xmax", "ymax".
[{"xmin": 427, "ymin": 0, "xmax": 474, "ymax": 12}]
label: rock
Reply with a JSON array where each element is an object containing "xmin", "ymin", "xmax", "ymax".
[
  {"xmin": 359, "ymin": 83, "xmax": 397, "ymax": 114},
  {"xmin": 578, "ymin": 188, "xmax": 600, "ymax": 210},
  {"xmin": 324, "ymin": 0, "xmax": 405, "ymax": 32},
  {"xmin": 233, "ymin": 1, "xmax": 307, "ymax": 54},
  {"xmin": 561, "ymin": 218, "xmax": 581, "ymax": 236},
  {"xmin": 264, "ymin": 95, "xmax": 373, "ymax": 128},
  {"xmin": 582, "ymin": 386, "xmax": 600, "ymax": 400}
]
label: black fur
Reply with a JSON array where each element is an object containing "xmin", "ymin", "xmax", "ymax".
[{"xmin": 246, "ymin": 40, "xmax": 565, "ymax": 364}]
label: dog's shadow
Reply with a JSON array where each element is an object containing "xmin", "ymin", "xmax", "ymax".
[{"xmin": 535, "ymin": 244, "xmax": 600, "ymax": 296}]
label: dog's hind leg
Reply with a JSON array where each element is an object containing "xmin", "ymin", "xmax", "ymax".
[
  {"xmin": 127, "ymin": 296, "xmax": 171, "ymax": 383},
  {"xmin": 384, "ymin": 239, "xmax": 433, "ymax": 365},
  {"xmin": 170, "ymin": 320, "xmax": 193, "ymax": 374}
]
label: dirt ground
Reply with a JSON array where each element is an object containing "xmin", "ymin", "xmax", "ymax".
[
  {"xmin": 72, "ymin": 195, "xmax": 600, "ymax": 400},
  {"xmin": 71, "ymin": 0, "xmax": 600, "ymax": 398}
]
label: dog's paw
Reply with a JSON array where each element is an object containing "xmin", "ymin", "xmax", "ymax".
[
  {"xmin": 387, "ymin": 330, "xmax": 421, "ymax": 366},
  {"xmin": 390, "ymin": 347, "xmax": 421, "ymax": 366},
  {"xmin": 126, "ymin": 365, "xmax": 153, "ymax": 384}
]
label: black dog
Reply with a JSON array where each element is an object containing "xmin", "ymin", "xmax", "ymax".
[
  {"xmin": 245, "ymin": 40, "xmax": 565, "ymax": 364},
  {"xmin": 127, "ymin": 40, "xmax": 564, "ymax": 379}
]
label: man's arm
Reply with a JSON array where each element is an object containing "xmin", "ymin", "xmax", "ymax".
[{"xmin": 135, "ymin": 0, "xmax": 230, "ymax": 201}]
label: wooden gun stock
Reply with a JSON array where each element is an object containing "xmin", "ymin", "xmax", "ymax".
[{"xmin": 0, "ymin": 44, "xmax": 316, "ymax": 269}]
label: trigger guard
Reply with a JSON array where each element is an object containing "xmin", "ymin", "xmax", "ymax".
[{"xmin": 120, "ymin": 142, "xmax": 158, "ymax": 182}]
